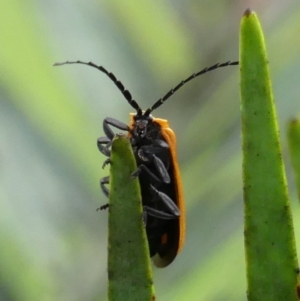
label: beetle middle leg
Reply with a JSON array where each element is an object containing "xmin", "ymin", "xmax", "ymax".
[
  {"xmin": 131, "ymin": 164, "xmax": 162, "ymax": 183},
  {"xmin": 97, "ymin": 136, "xmax": 112, "ymax": 157},
  {"xmin": 102, "ymin": 158, "xmax": 111, "ymax": 169},
  {"xmin": 100, "ymin": 176, "xmax": 110, "ymax": 197}
]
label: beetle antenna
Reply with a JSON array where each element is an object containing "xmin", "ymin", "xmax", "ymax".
[
  {"xmin": 144, "ymin": 60, "xmax": 239, "ymax": 116},
  {"xmin": 53, "ymin": 60, "xmax": 143, "ymax": 115}
]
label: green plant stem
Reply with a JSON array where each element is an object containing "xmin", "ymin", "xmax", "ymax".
[
  {"xmin": 240, "ymin": 9, "xmax": 299, "ymax": 301},
  {"xmin": 287, "ymin": 119, "xmax": 300, "ymax": 201},
  {"xmin": 108, "ymin": 134, "xmax": 155, "ymax": 301}
]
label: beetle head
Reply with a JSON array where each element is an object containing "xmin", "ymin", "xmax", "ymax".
[{"xmin": 132, "ymin": 113, "xmax": 153, "ymax": 138}]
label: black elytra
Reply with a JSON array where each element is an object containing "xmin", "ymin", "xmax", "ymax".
[{"xmin": 54, "ymin": 59, "xmax": 238, "ymax": 267}]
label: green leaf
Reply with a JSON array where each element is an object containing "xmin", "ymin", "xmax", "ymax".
[
  {"xmin": 240, "ymin": 9, "xmax": 299, "ymax": 301},
  {"xmin": 288, "ymin": 119, "xmax": 300, "ymax": 201},
  {"xmin": 108, "ymin": 134, "xmax": 155, "ymax": 301}
]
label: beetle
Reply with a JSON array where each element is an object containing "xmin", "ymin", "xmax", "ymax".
[{"xmin": 54, "ymin": 60, "xmax": 238, "ymax": 267}]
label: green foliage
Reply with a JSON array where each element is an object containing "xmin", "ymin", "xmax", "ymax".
[
  {"xmin": 240, "ymin": 10, "xmax": 299, "ymax": 301},
  {"xmin": 108, "ymin": 135, "xmax": 155, "ymax": 301}
]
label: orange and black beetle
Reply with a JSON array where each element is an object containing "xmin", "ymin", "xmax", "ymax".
[{"xmin": 54, "ymin": 60, "xmax": 238, "ymax": 267}]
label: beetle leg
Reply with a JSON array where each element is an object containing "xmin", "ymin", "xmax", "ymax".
[
  {"xmin": 137, "ymin": 148, "xmax": 149, "ymax": 162},
  {"xmin": 100, "ymin": 176, "xmax": 110, "ymax": 197},
  {"xmin": 98, "ymin": 136, "xmax": 111, "ymax": 144},
  {"xmin": 102, "ymin": 158, "xmax": 111, "ymax": 169},
  {"xmin": 138, "ymin": 144, "xmax": 169, "ymax": 158},
  {"xmin": 103, "ymin": 117, "xmax": 130, "ymax": 139},
  {"xmin": 98, "ymin": 143, "xmax": 111, "ymax": 157},
  {"xmin": 152, "ymin": 139, "xmax": 169, "ymax": 149},
  {"xmin": 152, "ymin": 155, "xmax": 170, "ymax": 183},
  {"xmin": 142, "ymin": 211, "xmax": 147, "ymax": 227},
  {"xmin": 150, "ymin": 184, "xmax": 180, "ymax": 217},
  {"xmin": 143, "ymin": 205, "xmax": 178, "ymax": 220},
  {"xmin": 131, "ymin": 165, "xmax": 161, "ymax": 182},
  {"xmin": 97, "ymin": 136, "xmax": 112, "ymax": 157},
  {"xmin": 96, "ymin": 203, "xmax": 109, "ymax": 211},
  {"xmin": 137, "ymin": 147, "xmax": 170, "ymax": 183},
  {"xmin": 97, "ymin": 177, "xmax": 110, "ymax": 211}
]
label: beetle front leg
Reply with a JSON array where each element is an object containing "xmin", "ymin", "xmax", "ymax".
[
  {"xmin": 98, "ymin": 117, "xmax": 130, "ymax": 155},
  {"xmin": 103, "ymin": 117, "xmax": 130, "ymax": 139}
]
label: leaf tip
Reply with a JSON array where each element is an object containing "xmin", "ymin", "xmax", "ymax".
[
  {"xmin": 289, "ymin": 118, "xmax": 300, "ymax": 126},
  {"xmin": 243, "ymin": 8, "xmax": 254, "ymax": 17},
  {"xmin": 115, "ymin": 132, "xmax": 127, "ymax": 138}
]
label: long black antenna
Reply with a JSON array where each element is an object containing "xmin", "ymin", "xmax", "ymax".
[
  {"xmin": 144, "ymin": 60, "xmax": 239, "ymax": 116},
  {"xmin": 53, "ymin": 61, "xmax": 143, "ymax": 116}
]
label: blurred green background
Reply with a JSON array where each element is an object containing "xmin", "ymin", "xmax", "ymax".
[{"xmin": 1, "ymin": 1, "xmax": 300, "ymax": 300}]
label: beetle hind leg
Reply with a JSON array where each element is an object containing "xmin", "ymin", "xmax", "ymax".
[
  {"xmin": 143, "ymin": 184, "xmax": 180, "ymax": 220},
  {"xmin": 144, "ymin": 205, "xmax": 178, "ymax": 220},
  {"xmin": 150, "ymin": 184, "xmax": 180, "ymax": 217},
  {"xmin": 96, "ymin": 203, "xmax": 109, "ymax": 211}
]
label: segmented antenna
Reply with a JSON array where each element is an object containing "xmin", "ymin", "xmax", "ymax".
[
  {"xmin": 53, "ymin": 61, "xmax": 143, "ymax": 115},
  {"xmin": 144, "ymin": 61, "xmax": 239, "ymax": 116}
]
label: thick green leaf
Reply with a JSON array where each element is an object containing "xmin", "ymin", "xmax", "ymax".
[
  {"xmin": 240, "ymin": 9, "xmax": 299, "ymax": 301},
  {"xmin": 288, "ymin": 119, "xmax": 300, "ymax": 201},
  {"xmin": 108, "ymin": 134, "xmax": 155, "ymax": 301}
]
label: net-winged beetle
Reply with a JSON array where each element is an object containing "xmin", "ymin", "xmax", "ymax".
[{"xmin": 54, "ymin": 60, "xmax": 238, "ymax": 267}]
